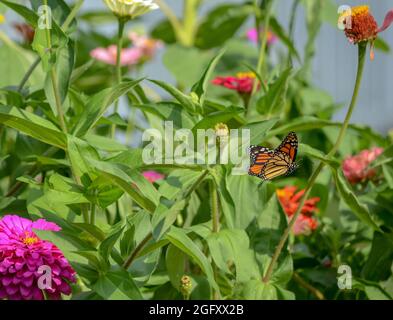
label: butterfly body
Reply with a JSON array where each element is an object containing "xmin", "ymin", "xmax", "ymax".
[{"xmin": 248, "ymin": 132, "xmax": 298, "ymax": 181}]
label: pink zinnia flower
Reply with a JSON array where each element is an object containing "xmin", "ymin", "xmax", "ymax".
[
  {"xmin": 246, "ymin": 28, "xmax": 278, "ymax": 45},
  {"xmin": 129, "ymin": 32, "xmax": 163, "ymax": 60},
  {"xmin": 0, "ymin": 215, "xmax": 76, "ymax": 300},
  {"xmin": 342, "ymin": 147, "xmax": 384, "ymax": 184},
  {"xmin": 212, "ymin": 72, "xmax": 258, "ymax": 95},
  {"xmin": 90, "ymin": 45, "xmax": 142, "ymax": 66},
  {"xmin": 276, "ymin": 186, "xmax": 320, "ymax": 236},
  {"xmin": 143, "ymin": 171, "xmax": 165, "ymax": 183}
]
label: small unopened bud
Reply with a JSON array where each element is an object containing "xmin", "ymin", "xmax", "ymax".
[
  {"xmin": 180, "ymin": 275, "xmax": 192, "ymax": 297},
  {"xmin": 190, "ymin": 92, "xmax": 200, "ymax": 104},
  {"xmin": 214, "ymin": 123, "xmax": 229, "ymax": 138}
]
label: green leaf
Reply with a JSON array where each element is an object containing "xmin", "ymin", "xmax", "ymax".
[
  {"xmin": 166, "ymin": 244, "xmax": 187, "ymax": 290},
  {"xmin": 67, "ymin": 135, "xmax": 100, "ymax": 184},
  {"xmin": 73, "ymin": 80, "xmax": 143, "ymax": 137},
  {"xmin": 195, "ymin": 4, "xmax": 253, "ymax": 49},
  {"xmin": 89, "ymin": 159, "xmax": 159, "ymax": 213},
  {"xmin": 238, "ymin": 118, "xmax": 279, "ymax": 155},
  {"xmin": 362, "ymin": 232, "xmax": 393, "ymax": 281},
  {"xmin": 300, "ymin": 143, "xmax": 340, "ymax": 168},
  {"xmin": 0, "ymin": 105, "xmax": 66, "ymax": 149},
  {"xmin": 1, "ymin": 1, "xmax": 39, "ymax": 26},
  {"xmin": 163, "ymin": 45, "xmax": 212, "ymax": 88},
  {"xmin": 99, "ymin": 226, "xmax": 124, "ymax": 263},
  {"xmin": 270, "ymin": 17, "xmax": 300, "ymax": 61},
  {"xmin": 134, "ymin": 102, "xmax": 197, "ymax": 130},
  {"xmin": 152, "ymin": 199, "xmax": 187, "ymax": 240},
  {"xmin": 206, "ymin": 229, "xmax": 259, "ymax": 282},
  {"xmin": 191, "ymin": 49, "xmax": 225, "ymax": 105},
  {"xmin": 165, "ymin": 226, "xmax": 219, "ymax": 293},
  {"xmin": 332, "ymin": 169, "xmax": 380, "ymax": 231},
  {"xmin": 44, "ymin": 41, "xmax": 75, "ymax": 116},
  {"xmin": 240, "ymin": 280, "xmax": 295, "ymax": 300},
  {"xmin": 192, "ymin": 106, "xmax": 244, "ymax": 132},
  {"xmin": 93, "ymin": 269, "xmax": 143, "ymax": 300},
  {"xmin": 257, "ymin": 68, "xmax": 293, "ymax": 115},
  {"xmin": 149, "ymin": 79, "xmax": 197, "ymax": 115},
  {"xmin": 0, "ymin": 33, "xmax": 44, "ymax": 88}
]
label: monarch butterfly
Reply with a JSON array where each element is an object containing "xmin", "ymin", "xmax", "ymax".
[{"xmin": 248, "ymin": 132, "xmax": 298, "ymax": 181}]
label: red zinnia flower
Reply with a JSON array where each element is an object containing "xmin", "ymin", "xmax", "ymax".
[
  {"xmin": 276, "ymin": 186, "xmax": 320, "ymax": 236},
  {"xmin": 212, "ymin": 72, "xmax": 258, "ymax": 95},
  {"xmin": 342, "ymin": 147, "xmax": 384, "ymax": 185},
  {"xmin": 0, "ymin": 215, "xmax": 76, "ymax": 300}
]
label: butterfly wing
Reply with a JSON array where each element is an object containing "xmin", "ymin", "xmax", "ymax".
[
  {"xmin": 275, "ymin": 131, "xmax": 298, "ymax": 162},
  {"xmin": 259, "ymin": 151, "xmax": 292, "ymax": 181},
  {"xmin": 248, "ymin": 146, "xmax": 274, "ymax": 177}
]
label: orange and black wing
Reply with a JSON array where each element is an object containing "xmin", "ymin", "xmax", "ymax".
[
  {"xmin": 259, "ymin": 151, "xmax": 292, "ymax": 181},
  {"xmin": 275, "ymin": 131, "xmax": 298, "ymax": 162},
  {"xmin": 248, "ymin": 146, "xmax": 274, "ymax": 177}
]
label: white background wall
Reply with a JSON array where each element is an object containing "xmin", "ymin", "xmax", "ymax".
[{"xmin": 3, "ymin": 0, "xmax": 393, "ymax": 134}]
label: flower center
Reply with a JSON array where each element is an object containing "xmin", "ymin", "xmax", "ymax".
[
  {"xmin": 351, "ymin": 5, "xmax": 369, "ymax": 17},
  {"xmin": 21, "ymin": 232, "xmax": 39, "ymax": 245},
  {"xmin": 236, "ymin": 72, "xmax": 256, "ymax": 79}
]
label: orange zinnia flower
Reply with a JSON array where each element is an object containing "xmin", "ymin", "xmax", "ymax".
[
  {"xmin": 276, "ymin": 186, "xmax": 320, "ymax": 236},
  {"xmin": 339, "ymin": 5, "xmax": 393, "ymax": 59}
]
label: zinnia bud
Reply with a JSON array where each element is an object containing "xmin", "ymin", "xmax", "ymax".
[
  {"xmin": 104, "ymin": 0, "xmax": 159, "ymax": 19},
  {"xmin": 214, "ymin": 123, "xmax": 229, "ymax": 138},
  {"xmin": 180, "ymin": 275, "xmax": 192, "ymax": 297}
]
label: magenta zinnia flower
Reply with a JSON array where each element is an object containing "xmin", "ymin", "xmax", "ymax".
[
  {"xmin": 0, "ymin": 215, "xmax": 76, "ymax": 300},
  {"xmin": 142, "ymin": 171, "xmax": 165, "ymax": 183},
  {"xmin": 90, "ymin": 45, "xmax": 142, "ymax": 66},
  {"xmin": 342, "ymin": 147, "xmax": 384, "ymax": 185}
]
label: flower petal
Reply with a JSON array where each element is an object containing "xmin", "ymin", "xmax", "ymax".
[{"xmin": 378, "ymin": 10, "xmax": 393, "ymax": 33}]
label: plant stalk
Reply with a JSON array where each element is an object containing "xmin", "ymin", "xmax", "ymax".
[
  {"xmin": 262, "ymin": 43, "xmax": 367, "ymax": 283},
  {"xmin": 250, "ymin": 0, "xmax": 274, "ymax": 101},
  {"xmin": 111, "ymin": 18, "xmax": 126, "ymax": 138}
]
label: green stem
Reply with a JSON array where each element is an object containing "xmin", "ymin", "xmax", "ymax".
[
  {"xmin": 62, "ymin": 0, "xmax": 84, "ymax": 31},
  {"xmin": 16, "ymin": 0, "xmax": 84, "ymax": 93},
  {"xmin": 43, "ymin": 0, "xmax": 67, "ymax": 133},
  {"xmin": 17, "ymin": 57, "xmax": 41, "ymax": 93},
  {"xmin": 182, "ymin": 0, "xmax": 200, "ymax": 47},
  {"xmin": 286, "ymin": 0, "xmax": 300, "ymax": 67},
  {"xmin": 123, "ymin": 233, "xmax": 153, "ymax": 270},
  {"xmin": 210, "ymin": 180, "xmax": 220, "ymax": 233},
  {"xmin": 111, "ymin": 18, "xmax": 126, "ymax": 138},
  {"xmin": 251, "ymin": 1, "xmax": 274, "ymax": 96},
  {"xmin": 90, "ymin": 203, "xmax": 96, "ymax": 225},
  {"xmin": 262, "ymin": 43, "xmax": 367, "ymax": 283},
  {"xmin": 293, "ymin": 272, "xmax": 325, "ymax": 300}
]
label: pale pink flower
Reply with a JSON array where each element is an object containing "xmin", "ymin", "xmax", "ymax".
[
  {"xmin": 0, "ymin": 215, "xmax": 76, "ymax": 300},
  {"xmin": 90, "ymin": 45, "xmax": 142, "ymax": 66},
  {"xmin": 142, "ymin": 171, "xmax": 165, "ymax": 183},
  {"xmin": 247, "ymin": 28, "xmax": 278, "ymax": 45},
  {"xmin": 342, "ymin": 147, "xmax": 384, "ymax": 184},
  {"xmin": 129, "ymin": 32, "xmax": 163, "ymax": 60}
]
